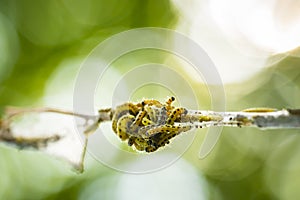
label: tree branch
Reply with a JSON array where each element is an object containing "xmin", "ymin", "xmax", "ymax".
[
  {"xmin": 1, "ymin": 101, "xmax": 299, "ymax": 173},
  {"xmin": 182, "ymin": 109, "xmax": 300, "ymax": 129}
]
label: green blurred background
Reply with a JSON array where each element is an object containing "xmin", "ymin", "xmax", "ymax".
[{"xmin": 0, "ymin": 0, "xmax": 300, "ymax": 199}]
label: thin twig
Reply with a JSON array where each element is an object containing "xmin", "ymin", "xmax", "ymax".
[
  {"xmin": 1, "ymin": 106, "xmax": 299, "ymax": 151},
  {"xmin": 1, "ymin": 100, "xmax": 299, "ymax": 173},
  {"xmin": 182, "ymin": 109, "xmax": 300, "ymax": 129},
  {"xmin": 5, "ymin": 106, "xmax": 97, "ymax": 121}
]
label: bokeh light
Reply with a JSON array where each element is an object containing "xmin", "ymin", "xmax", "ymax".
[{"xmin": 0, "ymin": 0, "xmax": 300, "ymax": 199}]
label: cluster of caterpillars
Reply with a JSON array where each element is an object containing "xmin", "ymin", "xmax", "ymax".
[{"xmin": 111, "ymin": 97, "xmax": 195, "ymax": 152}]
